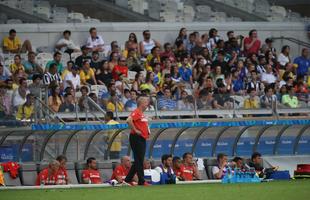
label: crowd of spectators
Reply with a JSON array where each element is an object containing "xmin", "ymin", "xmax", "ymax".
[{"xmin": 0, "ymin": 27, "xmax": 309, "ymax": 121}]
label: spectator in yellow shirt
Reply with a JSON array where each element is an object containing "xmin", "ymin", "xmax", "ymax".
[
  {"xmin": 2, "ymin": 29, "xmax": 32, "ymax": 53},
  {"xmin": 244, "ymin": 88, "xmax": 260, "ymax": 109},
  {"xmin": 105, "ymin": 111, "xmax": 121, "ymax": 159},
  {"xmin": 16, "ymin": 93, "xmax": 35, "ymax": 120},
  {"xmin": 80, "ymin": 60, "xmax": 97, "ymax": 85},
  {"xmin": 282, "ymin": 86, "xmax": 299, "ymax": 108},
  {"xmin": 9, "ymin": 54, "xmax": 25, "ymax": 74},
  {"xmin": 106, "ymin": 93, "xmax": 124, "ymax": 112}
]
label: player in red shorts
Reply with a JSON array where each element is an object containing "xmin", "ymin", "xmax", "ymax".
[
  {"xmin": 111, "ymin": 156, "xmax": 138, "ymax": 185},
  {"xmin": 56, "ymin": 155, "xmax": 68, "ymax": 184},
  {"xmin": 82, "ymin": 157, "xmax": 102, "ymax": 184},
  {"xmin": 36, "ymin": 160, "xmax": 60, "ymax": 185},
  {"xmin": 180, "ymin": 152, "xmax": 200, "ymax": 181}
]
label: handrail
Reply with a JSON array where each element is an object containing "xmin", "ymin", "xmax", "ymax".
[
  {"xmin": 34, "ymin": 97, "xmax": 66, "ymax": 125},
  {"xmin": 270, "ymin": 36, "xmax": 310, "ymax": 48}
]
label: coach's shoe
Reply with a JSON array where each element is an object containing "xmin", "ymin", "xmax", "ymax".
[{"xmin": 142, "ymin": 182, "xmax": 151, "ymax": 186}]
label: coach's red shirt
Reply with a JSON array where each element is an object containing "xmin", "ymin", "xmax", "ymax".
[
  {"xmin": 111, "ymin": 165, "xmax": 129, "ymax": 182},
  {"xmin": 130, "ymin": 108, "xmax": 150, "ymax": 139},
  {"xmin": 36, "ymin": 168, "xmax": 58, "ymax": 185},
  {"xmin": 56, "ymin": 167, "xmax": 68, "ymax": 185},
  {"xmin": 82, "ymin": 169, "xmax": 102, "ymax": 184}
]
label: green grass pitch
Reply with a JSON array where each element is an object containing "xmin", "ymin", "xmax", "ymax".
[{"xmin": 1, "ymin": 180, "xmax": 310, "ymax": 200}]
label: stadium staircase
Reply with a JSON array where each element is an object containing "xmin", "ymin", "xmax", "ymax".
[{"xmin": 0, "ymin": 3, "xmax": 51, "ymax": 23}]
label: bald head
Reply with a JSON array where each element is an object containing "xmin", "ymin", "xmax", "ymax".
[{"xmin": 121, "ymin": 156, "xmax": 131, "ymax": 168}]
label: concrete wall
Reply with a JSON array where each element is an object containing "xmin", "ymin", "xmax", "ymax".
[{"xmin": 0, "ymin": 22, "xmax": 308, "ymax": 58}]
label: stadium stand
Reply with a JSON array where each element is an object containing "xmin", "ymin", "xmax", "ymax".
[
  {"xmin": 0, "ymin": 0, "xmax": 309, "ymax": 23},
  {"xmin": 0, "ymin": 0, "xmax": 309, "ymax": 189}
]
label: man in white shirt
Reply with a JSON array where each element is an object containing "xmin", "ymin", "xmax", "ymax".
[
  {"xmin": 212, "ymin": 153, "xmax": 228, "ymax": 179},
  {"xmin": 261, "ymin": 64, "xmax": 277, "ymax": 85},
  {"xmin": 86, "ymin": 27, "xmax": 105, "ymax": 52},
  {"xmin": 64, "ymin": 65, "xmax": 80, "ymax": 90},
  {"xmin": 56, "ymin": 30, "xmax": 80, "ymax": 53}
]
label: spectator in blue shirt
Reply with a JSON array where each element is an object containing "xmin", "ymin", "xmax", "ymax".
[
  {"xmin": 178, "ymin": 57, "xmax": 193, "ymax": 87},
  {"xmin": 294, "ymin": 48, "xmax": 309, "ymax": 77},
  {"xmin": 125, "ymin": 90, "xmax": 138, "ymax": 111},
  {"xmin": 0, "ymin": 63, "xmax": 11, "ymax": 82},
  {"xmin": 157, "ymin": 88, "xmax": 177, "ymax": 111}
]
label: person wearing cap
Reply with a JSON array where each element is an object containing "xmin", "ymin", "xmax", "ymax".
[
  {"xmin": 55, "ymin": 30, "xmax": 80, "ymax": 53},
  {"xmin": 64, "ymin": 64, "xmax": 80, "ymax": 91},
  {"xmin": 75, "ymin": 45, "xmax": 92, "ymax": 69},
  {"xmin": 86, "ymin": 27, "xmax": 105, "ymax": 52}
]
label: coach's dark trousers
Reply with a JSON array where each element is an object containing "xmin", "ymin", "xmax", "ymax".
[{"xmin": 125, "ymin": 134, "xmax": 146, "ymax": 185}]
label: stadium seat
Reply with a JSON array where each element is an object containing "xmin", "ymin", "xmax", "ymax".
[
  {"xmin": 3, "ymin": 172, "xmax": 22, "ymax": 186},
  {"xmin": 19, "ymin": 162, "xmax": 38, "ymax": 186},
  {"xmin": 97, "ymin": 162, "xmax": 113, "ymax": 182},
  {"xmin": 204, "ymin": 158, "xmax": 218, "ymax": 180},
  {"xmin": 75, "ymin": 162, "xmax": 86, "ymax": 183},
  {"xmin": 66, "ymin": 162, "xmax": 79, "ymax": 184},
  {"xmin": 198, "ymin": 169, "xmax": 208, "ymax": 180}
]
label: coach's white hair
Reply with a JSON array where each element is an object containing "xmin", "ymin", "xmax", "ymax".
[{"xmin": 137, "ymin": 96, "xmax": 148, "ymax": 106}]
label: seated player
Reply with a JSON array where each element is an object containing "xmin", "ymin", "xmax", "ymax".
[
  {"xmin": 154, "ymin": 154, "xmax": 176, "ymax": 184},
  {"xmin": 180, "ymin": 152, "xmax": 200, "ymax": 181},
  {"xmin": 143, "ymin": 159, "xmax": 160, "ymax": 185},
  {"xmin": 212, "ymin": 153, "xmax": 228, "ymax": 179},
  {"xmin": 36, "ymin": 160, "xmax": 60, "ymax": 185},
  {"xmin": 110, "ymin": 156, "xmax": 137, "ymax": 185},
  {"xmin": 82, "ymin": 157, "xmax": 102, "ymax": 184},
  {"xmin": 248, "ymin": 152, "xmax": 279, "ymax": 178},
  {"xmin": 56, "ymin": 155, "xmax": 68, "ymax": 185},
  {"xmin": 231, "ymin": 156, "xmax": 245, "ymax": 171},
  {"xmin": 172, "ymin": 156, "xmax": 183, "ymax": 181}
]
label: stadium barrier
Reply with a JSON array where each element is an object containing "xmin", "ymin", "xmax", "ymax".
[{"xmin": 0, "ymin": 118, "xmax": 309, "ymax": 163}]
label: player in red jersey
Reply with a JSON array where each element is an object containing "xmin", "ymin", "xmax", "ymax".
[
  {"xmin": 111, "ymin": 156, "xmax": 138, "ymax": 184},
  {"xmin": 56, "ymin": 155, "xmax": 68, "ymax": 184},
  {"xmin": 172, "ymin": 156, "xmax": 184, "ymax": 181},
  {"xmin": 124, "ymin": 96, "xmax": 151, "ymax": 186},
  {"xmin": 180, "ymin": 152, "xmax": 200, "ymax": 181},
  {"xmin": 82, "ymin": 157, "xmax": 102, "ymax": 184},
  {"xmin": 36, "ymin": 160, "xmax": 60, "ymax": 185}
]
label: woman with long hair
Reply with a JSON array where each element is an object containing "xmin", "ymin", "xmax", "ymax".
[
  {"xmin": 131, "ymin": 71, "xmax": 144, "ymax": 92},
  {"xmin": 175, "ymin": 27, "xmax": 187, "ymax": 46},
  {"xmin": 48, "ymin": 85, "xmax": 63, "ymax": 112}
]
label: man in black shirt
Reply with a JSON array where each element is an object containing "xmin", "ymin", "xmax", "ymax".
[
  {"xmin": 75, "ymin": 45, "xmax": 92, "ymax": 69},
  {"xmin": 212, "ymin": 50, "xmax": 230, "ymax": 74},
  {"xmin": 248, "ymin": 152, "xmax": 278, "ymax": 178}
]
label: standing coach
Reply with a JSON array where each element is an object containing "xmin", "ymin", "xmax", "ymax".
[{"xmin": 125, "ymin": 96, "xmax": 150, "ymax": 186}]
